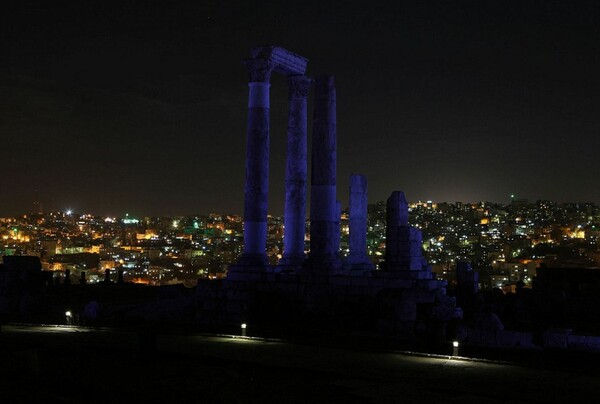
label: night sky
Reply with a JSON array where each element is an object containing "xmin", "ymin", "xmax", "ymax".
[{"xmin": 2, "ymin": 1, "xmax": 599, "ymax": 217}]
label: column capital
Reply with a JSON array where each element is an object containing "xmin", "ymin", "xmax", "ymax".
[
  {"xmin": 244, "ymin": 58, "xmax": 276, "ymax": 83},
  {"xmin": 287, "ymin": 75, "xmax": 313, "ymax": 100}
]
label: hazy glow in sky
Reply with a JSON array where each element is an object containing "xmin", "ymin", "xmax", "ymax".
[{"xmin": 2, "ymin": 1, "xmax": 599, "ymax": 216}]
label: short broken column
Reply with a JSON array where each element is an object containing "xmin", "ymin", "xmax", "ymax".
[
  {"xmin": 345, "ymin": 174, "xmax": 374, "ymax": 272},
  {"xmin": 280, "ymin": 75, "xmax": 312, "ymax": 267},
  {"xmin": 385, "ymin": 191, "xmax": 408, "ymax": 268},
  {"xmin": 456, "ymin": 261, "xmax": 479, "ymax": 296},
  {"xmin": 104, "ymin": 268, "xmax": 112, "ymax": 284},
  {"xmin": 308, "ymin": 75, "xmax": 341, "ymax": 272},
  {"xmin": 384, "ymin": 191, "xmax": 429, "ymax": 274}
]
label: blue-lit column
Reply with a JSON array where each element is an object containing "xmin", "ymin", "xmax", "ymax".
[
  {"xmin": 349, "ymin": 175, "xmax": 368, "ymax": 258},
  {"xmin": 345, "ymin": 174, "xmax": 374, "ymax": 272},
  {"xmin": 308, "ymin": 75, "xmax": 340, "ymax": 272},
  {"xmin": 237, "ymin": 58, "xmax": 275, "ymax": 267},
  {"xmin": 280, "ymin": 75, "xmax": 312, "ymax": 267},
  {"xmin": 385, "ymin": 191, "xmax": 409, "ymax": 267}
]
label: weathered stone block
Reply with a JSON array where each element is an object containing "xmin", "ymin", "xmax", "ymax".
[
  {"xmin": 567, "ymin": 335, "xmax": 600, "ymax": 351},
  {"xmin": 410, "ymin": 227, "xmax": 423, "ymax": 244},
  {"xmin": 350, "ymin": 277, "xmax": 371, "ymax": 288},
  {"xmin": 480, "ymin": 330, "xmax": 498, "ymax": 346},
  {"xmin": 497, "ymin": 330, "xmax": 520, "ymax": 346},
  {"xmin": 395, "ymin": 258, "xmax": 426, "ymax": 271},
  {"xmin": 415, "ymin": 290, "xmax": 437, "ymax": 304},
  {"xmin": 396, "ymin": 242, "xmax": 423, "ymax": 257},
  {"xmin": 543, "ymin": 328, "xmax": 572, "ymax": 349},
  {"xmin": 329, "ymin": 276, "xmax": 351, "ymax": 286},
  {"xmin": 466, "ymin": 327, "xmax": 481, "ymax": 344},
  {"xmin": 396, "ymin": 226, "xmax": 411, "ymax": 241},
  {"xmin": 396, "ymin": 298, "xmax": 417, "ymax": 321}
]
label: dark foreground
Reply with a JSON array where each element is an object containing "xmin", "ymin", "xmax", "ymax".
[{"xmin": 2, "ymin": 324, "xmax": 600, "ymax": 403}]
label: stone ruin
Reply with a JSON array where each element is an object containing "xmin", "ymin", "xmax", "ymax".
[
  {"xmin": 0, "ymin": 256, "xmax": 46, "ymax": 317},
  {"xmin": 196, "ymin": 46, "xmax": 457, "ymax": 340}
]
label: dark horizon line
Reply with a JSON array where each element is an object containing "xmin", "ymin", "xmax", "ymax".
[{"xmin": 3, "ymin": 198, "xmax": 598, "ymax": 219}]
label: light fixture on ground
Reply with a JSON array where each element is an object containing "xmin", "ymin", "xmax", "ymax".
[
  {"xmin": 452, "ymin": 340, "xmax": 459, "ymax": 356},
  {"xmin": 241, "ymin": 323, "xmax": 247, "ymax": 337},
  {"xmin": 65, "ymin": 311, "xmax": 72, "ymax": 325}
]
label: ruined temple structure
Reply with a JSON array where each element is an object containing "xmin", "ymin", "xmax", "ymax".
[{"xmin": 197, "ymin": 46, "xmax": 456, "ymax": 340}]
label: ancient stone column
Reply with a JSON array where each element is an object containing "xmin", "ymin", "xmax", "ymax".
[
  {"xmin": 346, "ymin": 174, "xmax": 374, "ymax": 271},
  {"xmin": 384, "ymin": 191, "xmax": 428, "ymax": 272},
  {"xmin": 280, "ymin": 75, "xmax": 312, "ymax": 267},
  {"xmin": 309, "ymin": 75, "xmax": 340, "ymax": 270},
  {"xmin": 456, "ymin": 261, "xmax": 479, "ymax": 296},
  {"xmin": 385, "ymin": 191, "xmax": 407, "ymax": 269},
  {"xmin": 103, "ymin": 268, "xmax": 112, "ymax": 284},
  {"xmin": 237, "ymin": 58, "xmax": 275, "ymax": 267}
]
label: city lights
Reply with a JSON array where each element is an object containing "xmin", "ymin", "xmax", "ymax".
[{"xmin": 0, "ymin": 199, "xmax": 598, "ymax": 287}]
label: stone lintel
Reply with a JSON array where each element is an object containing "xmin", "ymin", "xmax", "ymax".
[{"xmin": 251, "ymin": 46, "xmax": 308, "ymax": 75}]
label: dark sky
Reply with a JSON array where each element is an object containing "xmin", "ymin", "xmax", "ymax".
[{"xmin": 2, "ymin": 1, "xmax": 599, "ymax": 217}]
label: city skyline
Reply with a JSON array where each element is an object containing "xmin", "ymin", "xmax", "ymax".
[
  {"xmin": 3, "ymin": 1, "xmax": 600, "ymax": 216},
  {"xmin": 4, "ymin": 196, "xmax": 598, "ymax": 279},
  {"xmin": 1, "ymin": 195, "xmax": 596, "ymax": 219}
]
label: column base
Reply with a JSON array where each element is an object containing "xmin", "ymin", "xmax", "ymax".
[
  {"xmin": 236, "ymin": 253, "xmax": 269, "ymax": 267},
  {"xmin": 304, "ymin": 254, "xmax": 343, "ymax": 275},
  {"xmin": 343, "ymin": 260, "xmax": 375, "ymax": 276},
  {"xmin": 226, "ymin": 253, "xmax": 269, "ymax": 281},
  {"xmin": 277, "ymin": 254, "xmax": 306, "ymax": 269},
  {"xmin": 226, "ymin": 264, "xmax": 268, "ymax": 282},
  {"xmin": 344, "ymin": 254, "xmax": 375, "ymax": 273}
]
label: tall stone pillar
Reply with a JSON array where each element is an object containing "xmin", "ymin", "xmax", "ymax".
[
  {"xmin": 308, "ymin": 75, "xmax": 340, "ymax": 272},
  {"xmin": 237, "ymin": 58, "xmax": 275, "ymax": 268},
  {"xmin": 280, "ymin": 75, "xmax": 312, "ymax": 267},
  {"xmin": 345, "ymin": 174, "xmax": 374, "ymax": 272}
]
